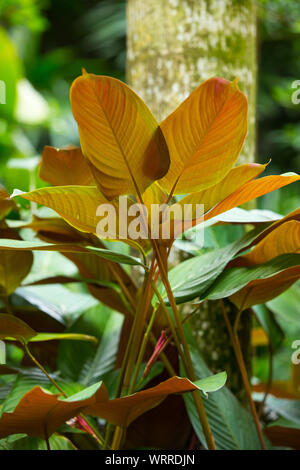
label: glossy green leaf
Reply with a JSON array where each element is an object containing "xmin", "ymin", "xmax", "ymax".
[
  {"xmin": 193, "ymin": 371, "xmax": 227, "ymax": 394},
  {"xmin": 205, "ymin": 253, "xmax": 300, "ymax": 301},
  {"xmin": 252, "ymin": 305, "xmax": 284, "ymax": 350},
  {"xmin": 183, "ymin": 347, "xmax": 265, "ymax": 450},
  {"xmin": 0, "ymin": 238, "xmax": 145, "ymax": 267},
  {"xmin": 29, "ymin": 333, "xmax": 98, "ymax": 344},
  {"xmin": 163, "ymin": 225, "xmax": 267, "ymax": 304}
]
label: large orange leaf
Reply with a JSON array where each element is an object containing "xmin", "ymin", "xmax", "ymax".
[
  {"xmin": 0, "ymin": 376, "xmax": 220, "ymax": 438},
  {"xmin": 249, "ymin": 206, "xmax": 300, "ymax": 247},
  {"xmin": 14, "ymin": 186, "xmax": 117, "ymax": 236},
  {"xmin": 70, "ymin": 73, "xmax": 170, "ymax": 199},
  {"xmin": 0, "ymin": 383, "xmax": 109, "ymax": 439},
  {"xmin": 86, "ymin": 377, "xmax": 204, "ymax": 427},
  {"xmin": 156, "ymin": 163, "xmax": 265, "ymax": 243},
  {"xmin": 39, "ymin": 146, "xmax": 94, "ymax": 186},
  {"xmin": 159, "ymin": 77, "xmax": 248, "ymax": 194},
  {"xmin": 237, "ymin": 220, "xmax": 300, "ymax": 266},
  {"xmin": 177, "ymin": 162, "xmax": 267, "ymax": 215},
  {"xmin": 206, "ymin": 173, "xmax": 300, "ymax": 221},
  {"xmin": 229, "ymin": 220, "xmax": 300, "ymax": 309}
]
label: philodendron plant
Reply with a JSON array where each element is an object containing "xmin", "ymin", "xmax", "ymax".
[{"xmin": 0, "ymin": 72, "xmax": 299, "ymax": 451}]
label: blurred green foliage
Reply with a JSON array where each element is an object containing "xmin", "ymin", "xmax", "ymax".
[
  {"xmin": 258, "ymin": 0, "xmax": 300, "ymax": 173},
  {"xmin": 0, "ymin": 1, "xmax": 299, "ymax": 443},
  {"xmin": 0, "ymin": 0, "xmax": 126, "ymax": 196}
]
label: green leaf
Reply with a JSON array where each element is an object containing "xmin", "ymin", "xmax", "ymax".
[
  {"xmin": 252, "ymin": 305, "xmax": 284, "ymax": 350},
  {"xmin": 5, "ymin": 434, "xmax": 76, "ymax": 450},
  {"xmin": 58, "ymin": 305, "xmax": 123, "ymax": 385},
  {"xmin": 183, "ymin": 347, "xmax": 265, "ymax": 449},
  {"xmin": 193, "ymin": 371, "xmax": 227, "ymax": 394},
  {"xmin": 0, "ymin": 239, "xmax": 146, "ymax": 268},
  {"xmin": 259, "ymin": 396, "xmax": 300, "ymax": 426},
  {"xmin": 267, "ymin": 282, "xmax": 300, "ymax": 337},
  {"xmin": 85, "ymin": 245, "xmax": 146, "ymax": 268},
  {"xmin": 163, "ymin": 225, "xmax": 267, "ymax": 304},
  {"xmin": 205, "ymin": 253, "xmax": 300, "ymax": 300},
  {"xmin": 16, "ymin": 285, "xmax": 98, "ymax": 327},
  {"xmin": 1, "ymin": 372, "xmax": 55, "ymax": 415},
  {"xmin": 29, "ymin": 333, "xmax": 98, "ymax": 344}
]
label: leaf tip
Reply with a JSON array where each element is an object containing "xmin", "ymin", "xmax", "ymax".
[{"xmin": 10, "ymin": 188, "xmax": 25, "ymax": 199}]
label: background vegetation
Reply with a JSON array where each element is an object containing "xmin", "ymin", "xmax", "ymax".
[{"xmin": 0, "ymin": 0, "xmax": 299, "ymax": 450}]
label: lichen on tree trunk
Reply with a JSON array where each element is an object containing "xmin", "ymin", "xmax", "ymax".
[
  {"xmin": 127, "ymin": 0, "xmax": 256, "ymax": 162},
  {"xmin": 127, "ymin": 0, "xmax": 257, "ymax": 399}
]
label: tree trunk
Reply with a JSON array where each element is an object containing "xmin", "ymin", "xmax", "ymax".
[{"xmin": 127, "ymin": 0, "xmax": 257, "ymax": 400}]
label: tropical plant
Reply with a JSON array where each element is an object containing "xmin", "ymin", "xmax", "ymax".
[{"xmin": 0, "ymin": 72, "xmax": 299, "ymax": 450}]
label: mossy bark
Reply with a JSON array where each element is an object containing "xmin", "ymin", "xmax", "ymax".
[{"xmin": 127, "ymin": 0, "xmax": 257, "ymax": 400}]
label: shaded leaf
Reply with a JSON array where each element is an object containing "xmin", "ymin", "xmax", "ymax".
[
  {"xmin": 0, "ymin": 228, "xmax": 33, "ymax": 295},
  {"xmin": 0, "ymin": 314, "xmax": 36, "ymax": 342},
  {"xmin": 39, "ymin": 146, "xmax": 94, "ymax": 186},
  {"xmin": 0, "ymin": 187, "xmax": 16, "ymax": 220},
  {"xmin": 265, "ymin": 419, "xmax": 300, "ymax": 450}
]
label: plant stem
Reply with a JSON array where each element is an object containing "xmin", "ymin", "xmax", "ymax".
[
  {"xmin": 253, "ymin": 311, "xmax": 274, "ymax": 418},
  {"xmin": 153, "ymin": 242, "xmax": 216, "ymax": 450},
  {"xmin": 111, "ymin": 425, "xmax": 125, "ymax": 450},
  {"xmin": 151, "ymin": 279, "xmax": 189, "ymax": 372},
  {"xmin": 44, "ymin": 425, "xmax": 51, "ymax": 450},
  {"xmin": 129, "ymin": 306, "xmax": 158, "ymax": 392},
  {"xmin": 110, "ymin": 258, "xmax": 156, "ymax": 448},
  {"xmin": 220, "ymin": 300, "xmax": 266, "ymax": 450},
  {"xmin": 23, "ymin": 341, "xmax": 67, "ymax": 397},
  {"xmin": 23, "ymin": 342, "xmax": 105, "ymax": 448}
]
